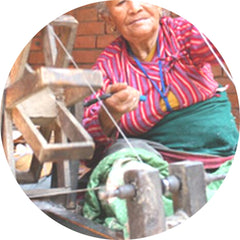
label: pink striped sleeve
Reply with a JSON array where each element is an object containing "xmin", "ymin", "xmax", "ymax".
[
  {"xmin": 82, "ymin": 57, "xmax": 119, "ymax": 146},
  {"xmin": 173, "ymin": 17, "xmax": 224, "ymax": 67},
  {"xmin": 83, "ymin": 110, "xmax": 118, "ymax": 144}
]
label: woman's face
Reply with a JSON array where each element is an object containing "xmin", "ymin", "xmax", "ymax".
[{"xmin": 106, "ymin": 0, "xmax": 161, "ymax": 43}]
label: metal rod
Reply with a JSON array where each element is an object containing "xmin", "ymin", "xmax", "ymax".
[
  {"xmin": 205, "ymin": 173, "xmax": 226, "ymax": 185},
  {"xmin": 98, "ymin": 184, "xmax": 135, "ymax": 200},
  {"xmin": 25, "ymin": 186, "xmax": 105, "ymax": 199}
]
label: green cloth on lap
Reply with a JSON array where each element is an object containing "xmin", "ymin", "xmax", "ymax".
[{"xmin": 140, "ymin": 91, "xmax": 238, "ymax": 156}]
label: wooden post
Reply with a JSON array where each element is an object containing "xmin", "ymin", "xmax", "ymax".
[
  {"xmin": 169, "ymin": 161, "xmax": 207, "ymax": 217},
  {"xmin": 124, "ymin": 167, "xmax": 166, "ymax": 239}
]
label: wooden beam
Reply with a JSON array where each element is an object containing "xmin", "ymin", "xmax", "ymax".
[
  {"xmin": 1, "ymin": 109, "xmax": 15, "ymax": 175},
  {"xmin": 43, "ymin": 15, "xmax": 78, "ymax": 68},
  {"xmin": 5, "ymin": 67, "xmax": 103, "ymax": 109},
  {"xmin": 43, "ymin": 25, "xmax": 58, "ymax": 66},
  {"xmin": 41, "ymin": 142, "xmax": 94, "ymax": 162},
  {"xmin": 5, "ymin": 70, "xmax": 38, "ymax": 109},
  {"xmin": 34, "ymin": 200, "xmax": 123, "ymax": 240},
  {"xmin": 16, "ymin": 125, "xmax": 53, "ymax": 184},
  {"xmin": 12, "ymin": 104, "xmax": 94, "ymax": 164},
  {"xmin": 56, "ymin": 101, "xmax": 92, "ymax": 142},
  {"xmin": 12, "ymin": 105, "xmax": 48, "ymax": 160},
  {"xmin": 63, "ymin": 69, "xmax": 103, "ymax": 106},
  {"xmin": 8, "ymin": 41, "xmax": 32, "ymax": 84}
]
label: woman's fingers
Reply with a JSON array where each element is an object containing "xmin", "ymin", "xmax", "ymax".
[
  {"xmin": 106, "ymin": 82, "xmax": 127, "ymax": 94},
  {"xmin": 104, "ymin": 84, "xmax": 141, "ymax": 114}
]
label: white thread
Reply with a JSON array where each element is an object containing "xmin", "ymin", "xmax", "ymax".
[
  {"xmin": 50, "ymin": 26, "xmax": 143, "ymax": 162},
  {"xmin": 200, "ymin": 32, "xmax": 233, "ymax": 82}
]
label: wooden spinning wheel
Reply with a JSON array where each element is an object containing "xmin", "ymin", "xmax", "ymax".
[{"xmin": 1, "ymin": 15, "xmax": 102, "ymax": 208}]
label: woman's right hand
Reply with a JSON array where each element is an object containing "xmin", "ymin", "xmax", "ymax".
[
  {"xmin": 99, "ymin": 83, "xmax": 141, "ymax": 136},
  {"xmin": 105, "ymin": 82, "xmax": 141, "ymax": 116}
]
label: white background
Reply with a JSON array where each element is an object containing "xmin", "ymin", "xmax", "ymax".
[{"xmin": 0, "ymin": 0, "xmax": 239, "ymax": 239}]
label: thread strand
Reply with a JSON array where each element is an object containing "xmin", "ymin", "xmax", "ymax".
[{"xmin": 49, "ymin": 26, "xmax": 142, "ymax": 162}]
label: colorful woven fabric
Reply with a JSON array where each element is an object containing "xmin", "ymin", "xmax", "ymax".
[
  {"xmin": 82, "ymin": 16, "xmax": 238, "ymax": 169},
  {"xmin": 139, "ymin": 90, "xmax": 238, "ymax": 168},
  {"xmin": 83, "ymin": 16, "xmax": 222, "ymax": 144}
]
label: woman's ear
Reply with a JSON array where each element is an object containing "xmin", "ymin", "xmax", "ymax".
[
  {"xmin": 101, "ymin": 12, "xmax": 113, "ymax": 25},
  {"xmin": 100, "ymin": 13, "xmax": 117, "ymax": 33}
]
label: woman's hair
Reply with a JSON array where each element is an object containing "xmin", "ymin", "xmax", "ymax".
[
  {"xmin": 96, "ymin": 1, "xmax": 109, "ymax": 16},
  {"xmin": 95, "ymin": 1, "xmax": 171, "ymax": 18}
]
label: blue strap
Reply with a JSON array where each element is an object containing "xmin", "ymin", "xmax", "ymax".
[{"xmin": 129, "ymin": 37, "xmax": 172, "ymax": 112}]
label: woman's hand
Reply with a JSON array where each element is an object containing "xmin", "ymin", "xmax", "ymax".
[
  {"xmin": 99, "ymin": 83, "xmax": 141, "ymax": 136},
  {"xmin": 105, "ymin": 83, "xmax": 141, "ymax": 116}
]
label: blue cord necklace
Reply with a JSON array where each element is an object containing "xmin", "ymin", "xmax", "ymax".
[{"xmin": 129, "ymin": 36, "xmax": 172, "ymax": 112}]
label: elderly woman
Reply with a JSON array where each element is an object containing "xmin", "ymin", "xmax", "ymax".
[{"xmin": 83, "ymin": 0, "xmax": 238, "ymax": 171}]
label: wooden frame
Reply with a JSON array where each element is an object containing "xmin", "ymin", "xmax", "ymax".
[{"xmin": 1, "ymin": 15, "xmax": 102, "ymax": 207}]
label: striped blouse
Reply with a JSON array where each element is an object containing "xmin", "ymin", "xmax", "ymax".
[{"xmin": 83, "ymin": 17, "xmax": 222, "ymax": 151}]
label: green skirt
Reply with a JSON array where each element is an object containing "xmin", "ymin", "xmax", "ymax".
[{"xmin": 140, "ymin": 91, "xmax": 239, "ymax": 157}]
